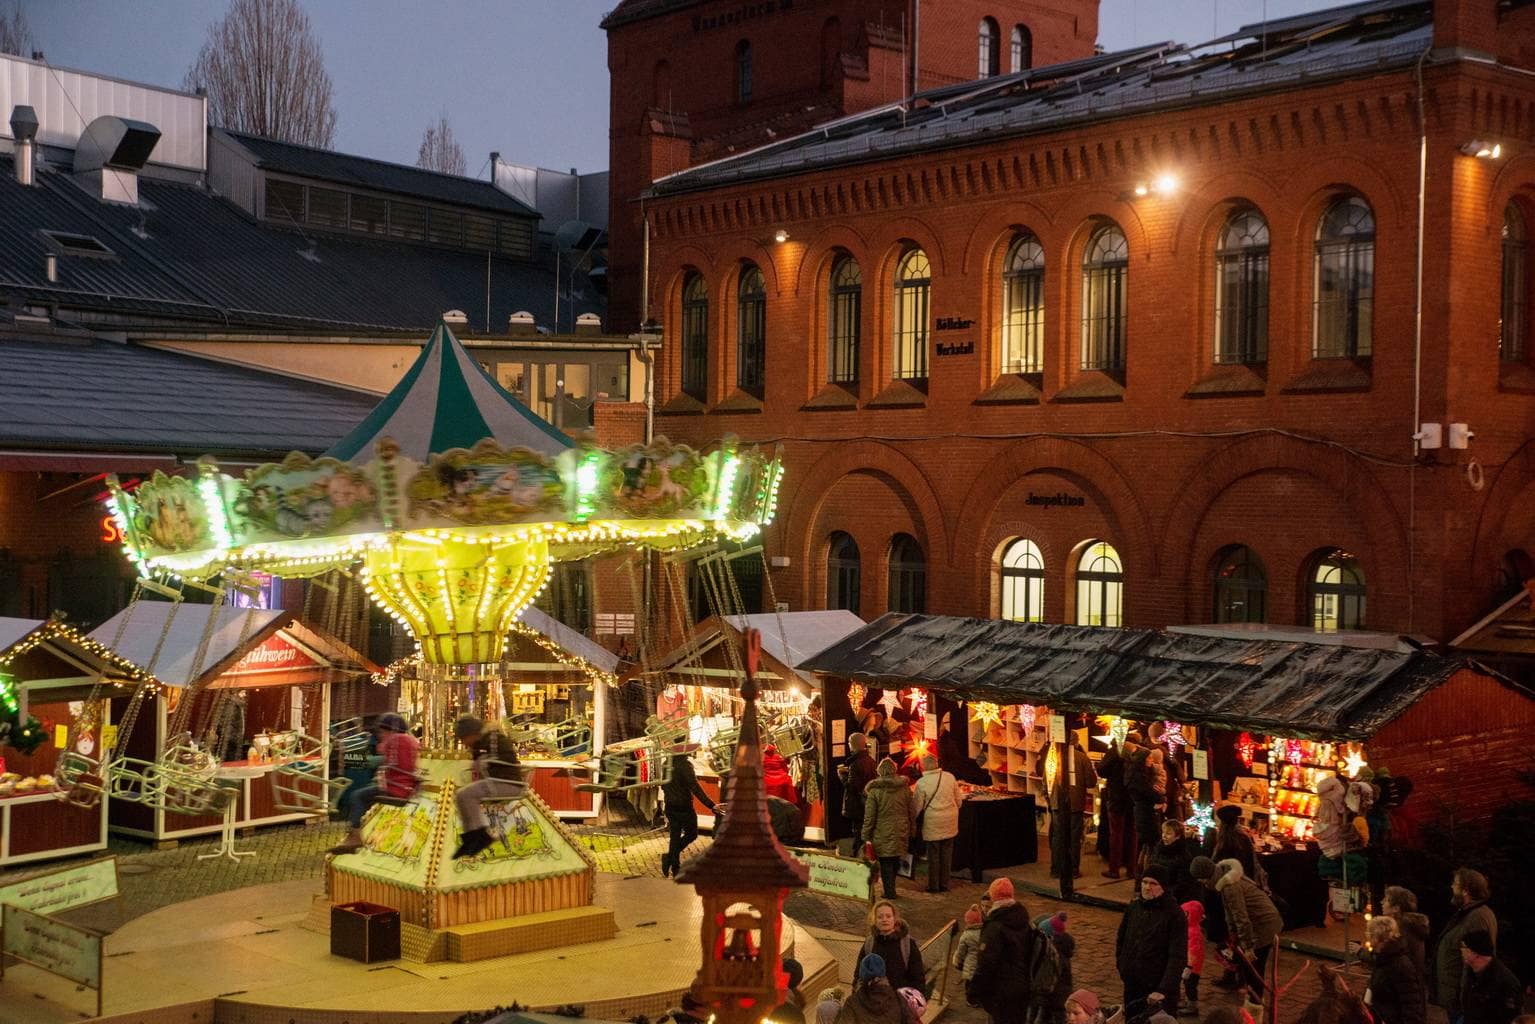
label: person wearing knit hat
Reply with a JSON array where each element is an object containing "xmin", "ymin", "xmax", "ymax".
[
  {"xmin": 953, "ymin": 904, "xmax": 985, "ymax": 982},
  {"xmin": 1034, "ymin": 911, "xmax": 1078, "ymax": 1024},
  {"xmin": 1459, "ymin": 930, "xmax": 1520, "ymax": 1024},
  {"xmin": 836, "ymin": 953, "xmax": 906, "ymax": 1024},
  {"xmin": 988, "ymin": 876, "xmax": 1016, "ymax": 903},
  {"xmin": 764, "ymin": 958, "xmax": 806, "ymax": 1024},
  {"xmin": 330, "ymin": 710, "xmax": 420, "ymax": 855},
  {"xmin": 969, "ymin": 877, "xmax": 1037, "ymax": 1022},
  {"xmin": 858, "ymin": 952, "xmax": 887, "ymax": 980},
  {"xmin": 1115, "ymin": 860, "xmax": 1187, "ymax": 1015},
  {"xmin": 814, "ymin": 988, "xmax": 845, "ymax": 1024},
  {"xmin": 1066, "ymin": 990, "xmax": 1104, "ymax": 1024},
  {"xmin": 1189, "ymin": 855, "xmax": 1218, "ymax": 882}
]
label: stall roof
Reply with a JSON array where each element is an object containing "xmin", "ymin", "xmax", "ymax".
[
  {"xmin": 0, "ymin": 615, "xmax": 153, "ymax": 684},
  {"xmin": 515, "ymin": 606, "xmax": 621, "ymax": 676},
  {"xmin": 651, "ymin": 611, "xmax": 866, "ymax": 687},
  {"xmin": 0, "ymin": 617, "xmax": 41, "ymax": 656},
  {"xmin": 1449, "ymin": 584, "xmax": 1535, "ymax": 657},
  {"xmin": 89, "ymin": 602, "xmax": 376, "ymax": 687},
  {"xmin": 800, "ymin": 614, "xmax": 1513, "ymax": 740}
]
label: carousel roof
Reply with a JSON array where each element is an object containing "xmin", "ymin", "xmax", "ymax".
[{"xmin": 325, "ymin": 321, "xmax": 572, "ymax": 463}]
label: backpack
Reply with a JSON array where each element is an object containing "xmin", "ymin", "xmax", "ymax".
[{"xmin": 1023, "ymin": 926, "xmax": 1063, "ymax": 997}]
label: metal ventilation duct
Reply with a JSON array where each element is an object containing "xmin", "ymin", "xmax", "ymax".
[{"xmin": 73, "ymin": 115, "xmax": 161, "ymax": 173}]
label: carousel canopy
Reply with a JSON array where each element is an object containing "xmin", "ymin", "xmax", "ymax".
[
  {"xmin": 326, "ymin": 321, "xmax": 572, "ymax": 463},
  {"xmin": 801, "ymin": 613, "xmax": 1516, "ymax": 741}
]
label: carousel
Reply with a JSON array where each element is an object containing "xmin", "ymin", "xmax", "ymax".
[{"xmin": 62, "ymin": 320, "xmax": 784, "ymax": 963}]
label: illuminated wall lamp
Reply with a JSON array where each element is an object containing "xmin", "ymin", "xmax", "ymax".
[
  {"xmin": 773, "ymin": 229, "xmax": 790, "ymax": 243},
  {"xmin": 1461, "ymin": 140, "xmax": 1502, "ymax": 159},
  {"xmin": 1128, "ymin": 174, "xmax": 1179, "ymax": 199}
]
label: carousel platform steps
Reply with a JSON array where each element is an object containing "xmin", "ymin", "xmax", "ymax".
[
  {"xmin": 442, "ymin": 904, "xmax": 617, "ymax": 961},
  {"xmin": 7, "ymin": 876, "xmax": 836, "ymax": 1024}
]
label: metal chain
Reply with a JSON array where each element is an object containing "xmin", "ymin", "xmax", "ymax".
[{"xmin": 112, "ymin": 580, "xmax": 186, "ymax": 759}]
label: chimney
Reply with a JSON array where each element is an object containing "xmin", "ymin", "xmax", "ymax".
[
  {"xmin": 73, "ymin": 115, "xmax": 160, "ymax": 205},
  {"xmin": 1433, "ymin": 0, "xmax": 1498, "ymax": 56},
  {"xmin": 507, "ymin": 310, "xmax": 538, "ymax": 336},
  {"xmin": 10, "ymin": 106, "xmax": 38, "ymax": 187},
  {"xmin": 574, "ymin": 312, "xmax": 603, "ymax": 337}
]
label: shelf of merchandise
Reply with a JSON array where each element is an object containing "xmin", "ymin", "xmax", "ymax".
[{"xmin": 1269, "ymin": 738, "xmax": 1341, "ymax": 841}]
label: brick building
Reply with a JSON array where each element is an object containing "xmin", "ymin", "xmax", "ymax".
[
  {"xmin": 633, "ymin": 0, "xmax": 1535, "ymax": 646},
  {"xmin": 603, "ymin": 0, "xmax": 1100, "ymax": 333}
]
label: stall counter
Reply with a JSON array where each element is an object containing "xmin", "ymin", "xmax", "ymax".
[{"xmin": 0, "ymin": 788, "xmax": 108, "ymax": 866}]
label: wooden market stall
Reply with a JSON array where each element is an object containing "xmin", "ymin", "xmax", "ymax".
[
  {"xmin": 88, "ymin": 601, "xmax": 378, "ymax": 844},
  {"xmin": 643, "ymin": 611, "xmax": 864, "ymax": 839},
  {"xmin": 0, "ymin": 617, "xmax": 157, "ymax": 865},
  {"xmin": 804, "ymin": 613, "xmax": 1531, "ymax": 924}
]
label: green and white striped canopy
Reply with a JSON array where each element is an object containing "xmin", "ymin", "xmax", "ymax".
[{"xmin": 326, "ymin": 322, "xmax": 572, "ymax": 462}]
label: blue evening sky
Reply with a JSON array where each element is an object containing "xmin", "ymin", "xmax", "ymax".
[{"xmin": 24, "ymin": 0, "xmax": 1341, "ymax": 176}]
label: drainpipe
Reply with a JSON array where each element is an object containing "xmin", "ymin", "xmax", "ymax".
[{"xmin": 1409, "ymin": 44, "xmax": 1431, "ymax": 633}]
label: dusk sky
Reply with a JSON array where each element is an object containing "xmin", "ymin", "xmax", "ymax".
[{"xmin": 26, "ymin": 0, "xmax": 1342, "ymax": 176}]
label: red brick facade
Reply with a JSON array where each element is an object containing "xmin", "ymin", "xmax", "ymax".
[
  {"xmin": 638, "ymin": 1, "xmax": 1535, "ymax": 644},
  {"xmin": 604, "ymin": 0, "xmax": 1100, "ymax": 332}
]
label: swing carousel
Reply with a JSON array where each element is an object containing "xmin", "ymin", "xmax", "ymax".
[{"xmin": 80, "ymin": 320, "xmax": 784, "ymax": 959}]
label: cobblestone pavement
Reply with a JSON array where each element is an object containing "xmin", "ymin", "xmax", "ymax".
[{"xmin": 0, "ymin": 819, "xmax": 1350, "ymax": 1023}]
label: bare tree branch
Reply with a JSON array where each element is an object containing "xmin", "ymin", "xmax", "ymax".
[
  {"xmin": 183, "ymin": 0, "xmax": 337, "ymax": 148},
  {"xmin": 416, "ymin": 112, "xmax": 467, "ymax": 176},
  {"xmin": 0, "ymin": 1, "xmax": 33, "ymax": 57}
]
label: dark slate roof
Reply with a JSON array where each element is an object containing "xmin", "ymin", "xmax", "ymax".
[
  {"xmin": 220, "ymin": 130, "xmax": 539, "ymax": 219},
  {"xmin": 0, "ymin": 156, "xmax": 601, "ymax": 333},
  {"xmin": 799, "ymin": 614, "xmax": 1517, "ymax": 740},
  {"xmin": 0, "ymin": 335, "xmax": 380, "ymax": 458},
  {"xmin": 649, "ymin": 0, "xmax": 1432, "ymax": 196},
  {"xmin": 600, "ymin": 0, "xmax": 697, "ymax": 29}
]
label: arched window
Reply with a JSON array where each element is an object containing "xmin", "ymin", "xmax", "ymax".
[
  {"xmin": 681, "ymin": 273, "xmax": 709, "ymax": 400},
  {"xmin": 737, "ymin": 263, "xmax": 766, "ymax": 393},
  {"xmin": 1212, "ymin": 545, "xmax": 1267, "ymax": 624},
  {"xmin": 828, "ymin": 255, "xmax": 861, "ymax": 384},
  {"xmin": 735, "ymin": 39, "xmax": 753, "ymax": 103},
  {"xmin": 1214, "ymin": 209, "xmax": 1270, "ymax": 365},
  {"xmin": 893, "ymin": 248, "xmax": 931, "ymax": 380},
  {"xmin": 1310, "ymin": 549, "xmax": 1365, "ymax": 630},
  {"xmin": 1011, "ymin": 25, "xmax": 1032, "ymax": 72},
  {"xmin": 827, "ymin": 532, "xmax": 861, "ymax": 614},
  {"xmin": 1076, "ymin": 541, "xmax": 1123, "ymax": 627},
  {"xmin": 978, "ymin": 18, "xmax": 1000, "ymax": 78},
  {"xmin": 1001, "ymin": 233, "xmax": 1045, "ymax": 374},
  {"xmin": 1081, "ymin": 225, "xmax": 1128, "ymax": 371},
  {"xmin": 888, "ymin": 534, "xmax": 926, "ymax": 613},
  {"xmin": 1502, "ymin": 202, "xmax": 1527, "ymax": 363},
  {"xmin": 1000, "ymin": 539, "xmax": 1044, "ymax": 623},
  {"xmin": 1313, "ymin": 197, "xmax": 1374, "ymax": 358}
]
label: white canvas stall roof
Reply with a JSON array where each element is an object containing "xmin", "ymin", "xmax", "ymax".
[
  {"xmin": 89, "ymin": 602, "xmax": 285, "ymax": 687},
  {"xmin": 729, "ymin": 611, "xmax": 867, "ymax": 684},
  {"xmin": 515, "ymin": 605, "xmax": 620, "ymax": 674},
  {"xmin": 0, "ymin": 617, "xmax": 44, "ymax": 656}
]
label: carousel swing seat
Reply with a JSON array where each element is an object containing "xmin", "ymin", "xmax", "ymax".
[
  {"xmin": 158, "ymin": 766, "xmax": 237, "ymax": 818},
  {"xmin": 105, "ymin": 755, "xmax": 168, "ymax": 805},
  {"xmin": 270, "ymin": 759, "xmax": 352, "ymax": 815},
  {"xmin": 54, "ymin": 751, "xmax": 106, "ymax": 810},
  {"xmin": 574, "ymin": 739, "xmax": 673, "ymax": 794}
]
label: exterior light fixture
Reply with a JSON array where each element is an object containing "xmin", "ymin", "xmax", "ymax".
[
  {"xmin": 1154, "ymin": 173, "xmax": 1179, "ymax": 195},
  {"xmin": 773, "ymin": 229, "xmax": 789, "ymax": 243},
  {"xmin": 1133, "ymin": 183, "xmax": 1150, "ymax": 197},
  {"xmin": 1460, "ymin": 140, "xmax": 1502, "ymax": 159}
]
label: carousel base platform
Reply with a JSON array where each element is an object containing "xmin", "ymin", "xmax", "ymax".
[
  {"xmin": 304, "ymin": 894, "xmax": 618, "ymax": 962},
  {"xmin": 3, "ymin": 874, "xmax": 836, "ymax": 1024}
]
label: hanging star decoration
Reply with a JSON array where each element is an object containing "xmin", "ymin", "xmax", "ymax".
[
  {"xmin": 878, "ymin": 689, "xmax": 901, "ymax": 716},
  {"xmin": 1236, "ymin": 732, "xmax": 1257, "ymax": 770},
  {"xmin": 1340, "ymin": 745, "xmax": 1368, "ymax": 779},
  {"xmin": 971, "ymin": 702, "xmax": 1004, "ymax": 731},
  {"xmin": 1184, "ymin": 801, "xmax": 1216, "ymax": 834},
  {"xmin": 1019, "ymin": 704, "xmax": 1038, "ymax": 734},
  {"xmin": 846, "ymin": 683, "xmax": 866, "ymax": 711},
  {"xmin": 1044, "ymin": 742, "xmax": 1060, "ymax": 792},
  {"xmin": 1094, "ymin": 715, "xmax": 1130, "ymax": 748},
  {"xmin": 1160, "ymin": 721, "xmax": 1188, "ymax": 754},
  {"xmin": 903, "ymin": 688, "xmax": 929, "ymax": 720},
  {"xmin": 1286, "ymin": 738, "xmax": 1305, "ymax": 766}
]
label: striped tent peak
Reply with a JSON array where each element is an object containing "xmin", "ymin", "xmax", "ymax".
[{"xmin": 325, "ymin": 322, "xmax": 572, "ymax": 463}]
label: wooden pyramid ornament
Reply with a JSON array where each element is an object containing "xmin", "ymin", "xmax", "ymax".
[{"xmin": 676, "ymin": 627, "xmax": 809, "ymax": 1021}]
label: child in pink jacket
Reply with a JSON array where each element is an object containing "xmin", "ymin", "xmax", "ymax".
[{"xmin": 1181, "ymin": 899, "xmax": 1205, "ymax": 1018}]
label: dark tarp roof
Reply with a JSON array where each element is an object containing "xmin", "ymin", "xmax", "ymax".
[{"xmin": 799, "ymin": 614, "xmax": 1514, "ymax": 741}]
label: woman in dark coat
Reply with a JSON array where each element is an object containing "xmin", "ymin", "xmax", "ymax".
[{"xmin": 1365, "ymin": 916, "xmax": 1427, "ymax": 1024}]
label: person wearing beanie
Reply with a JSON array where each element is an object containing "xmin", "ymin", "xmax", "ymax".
[
  {"xmin": 1147, "ymin": 820, "xmax": 1201, "ymax": 905},
  {"xmin": 913, "ymin": 752, "xmax": 961, "ymax": 892},
  {"xmin": 1115, "ymin": 864, "xmax": 1187, "ymax": 1015},
  {"xmin": 1034, "ymin": 911, "xmax": 1077, "ymax": 1024},
  {"xmin": 835, "ymin": 953, "xmax": 906, "ymax": 1024},
  {"xmin": 815, "ymin": 988, "xmax": 846, "ymax": 1024},
  {"xmin": 330, "ymin": 712, "xmax": 419, "ymax": 855},
  {"xmin": 1179, "ymin": 899, "xmax": 1205, "ymax": 1018},
  {"xmin": 860, "ymin": 758, "xmax": 913, "ymax": 899},
  {"xmin": 1066, "ymin": 990, "xmax": 1104, "ymax": 1024},
  {"xmin": 1204, "ymin": 803, "xmax": 1257, "ymax": 882},
  {"xmin": 766, "ymin": 957, "xmax": 808, "ymax": 1024},
  {"xmin": 1459, "ymin": 930, "xmax": 1520, "ymax": 1024},
  {"xmin": 859, "ymin": 900, "xmax": 925, "ymax": 995},
  {"xmin": 969, "ymin": 877, "xmax": 1044, "ymax": 1023},
  {"xmin": 953, "ymin": 904, "xmax": 985, "ymax": 983},
  {"xmin": 1193, "ymin": 857, "xmax": 1282, "ymax": 1005},
  {"xmin": 452, "ymin": 714, "xmax": 526, "ymax": 860},
  {"xmin": 838, "ymin": 733, "xmax": 877, "ymax": 856}
]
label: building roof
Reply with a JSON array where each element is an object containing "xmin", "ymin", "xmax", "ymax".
[
  {"xmin": 599, "ymin": 0, "xmax": 699, "ymax": 30},
  {"xmin": 325, "ymin": 322, "xmax": 571, "ymax": 462},
  {"xmin": 0, "ymin": 333, "xmax": 381, "ymax": 459},
  {"xmin": 652, "ymin": 611, "xmax": 867, "ymax": 688},
  {"xmin": 219, "ymin": 130, "xmax": 539, "ymax": 219},
  {"xmin": 648, "ymin": 0, "xmax": 1433, "ymax": 196},
  {"xmin": 799, "ymin": 613, "xmax": 1514, "ymax": 740},
  {"xmin": 1450, "ymin": 584, "xmax": 1535, "ymax": 657},
  {"xmin": 0, "ymin": 156, "xmax": 600, "ymax": 334}
]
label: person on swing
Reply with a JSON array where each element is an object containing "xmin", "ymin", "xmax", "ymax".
[{"xmin": 453, "ymin": 715, "xmax": 528, "ymax": 859}]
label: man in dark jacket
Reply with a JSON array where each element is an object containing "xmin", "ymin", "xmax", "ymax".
[
  {"xmin": 1115, "ymin": 865, "xmax": 1187, "ymax": 1015},
  {"xmin": 1048, "ymin": 726, "xmax": 1098, "ymax": 897},
  {"xmin": 1099, "ymin": 736, "xmax": 1138, "ymax": 880},
  {"xmin": 1364, "ymin": 915, "xmax": 1426, "ymax": 1024},
  {"xmin": 662, "ymin": 750, "xmax": 715, "ymax": 877},
  {"xmin": 1433, "ymin": 868, "xmax": 1498, "ymax": 1019},
  {"xmin": 839, "ymin": 733, "xmax": 877, "ymax": 851},
  {"xmin": 968, "ymin": 877, "xmax": 1042, "ymax": 1024},
  {"xmin": 1459, "ymin": 931, "xmax": 1520, "ymax": 1024}
]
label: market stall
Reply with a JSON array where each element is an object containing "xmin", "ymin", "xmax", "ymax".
[
  {"xmin": 804, "ymin": 613, "xmax": 1528, "ymax": 926},
  {"xmin": 0, "ymin": 617, "xmax": 146, "ymax": 866},
  {"xmin": 88, "ymin": 601, "xmax": 377, "ymax": 844},
  {"xmin": 643, "ymin": 611, "xmax": 863, "ymax": 839}
]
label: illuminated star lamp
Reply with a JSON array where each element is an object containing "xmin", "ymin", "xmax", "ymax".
[
  {"xmin": 1044, "ymin": 742, "xmax": 1060, "ymax": 792},
  {"xmin": 902, "ymin": 688, "xmax": 928, "ymax": 720},
  {"xmin": 1236, "ymin": 732, "xmax": 1257, "ymax": 770},
  {"xmin": 1286, "ymin": 738, "xmax": 1304, "ymax": 766},
  {"xmin": 1160, "ymin": 721, "xmax": 1188, "ymax": 754},
  {"xmin": 1094, "ymin": 714, "xmax": 1131, "ymax": 748},
  {"xmin": 970, "ymin": 702, "xmax": 1004, "ymax": 731},
  {"xmin": 102, "ymin": 323, "xmax": 784, "ymax": 672},
  {"xmin": 1019, "ymin": 704, "xmax": 1038, "ymax": 734},
  {"xmin": 877, "ymin": 689, "xmax": 901, "ymax": 716},
  {"xmin": 1184, "ymin": 801, "xmax": 1216, "ymax": 834},
  {"xmin": 1340, "ymin": 744, "xmax": 1368, "ymax": 779},
  {"xmin": 846, "ymin": 683, "xmax": 867, "ymax": 711}
]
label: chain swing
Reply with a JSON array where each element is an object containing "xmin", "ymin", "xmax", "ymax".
[{"xmin": 269, "ymin": 570, "xmax": 354, "ymax": 815}]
